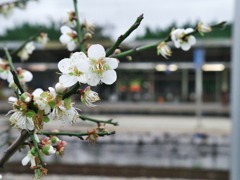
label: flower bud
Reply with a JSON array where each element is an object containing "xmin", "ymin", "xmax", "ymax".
[
  {"xmin": 114, "ymin": 49, "xmax": 121, "ymax": 55},
  {"xmin": 42, "ymin": 145, "xmax": 56, "ymax": 155},
  {"xmin": 30, "ymin": 147, "xmax": 36, "ymax": 155},
  {"xmin": 157, "ymin": 42, "xmax": 172, "ymax": 59},
  {"xmin": 55, "ymin": 82, "xmax": 67, "ymax": 93},
  {"xmin": 20, "ymin": 92, "xmax": 33, "ymax": 103},
  {"xmin": 83, "ymin": 32, "xmax": 92, "ymax": 40},
  {"xmin": 50, "ymin": 136, "xmax": 59, "ymax": 144},
  {"xmin": 41, "ymin": 137, "xmax": 51, "ymax": 145},
  {"xmin": 126, "ymin": 56, "xmax": 132, "ymax": 61},
  {"xmin": 197, "ymin": 22, "xmax": 212, "ymax": 34}
]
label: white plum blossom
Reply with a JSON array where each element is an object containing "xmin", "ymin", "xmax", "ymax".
[
  {"xmin": 22, "ymin": 148, "xmax": 37, "ymax": 167},
  {"xmin": 0, "ymin": 58, "xmax": 11, "ymax": 80},
  {"xmin": 59, "ymin": 26, "xmax": 78, "ymax": 51},
  {"xmin": 0, "ymin": 3, "xmax": 14, "ymax": 17},
  {"xmin": 82, "ymin": 20, "xmax": 95, "ymax": 34},
  {"xmin": 197, "ymin": 22, "xmax": 212, "ymax": 35},
  {"xmin": 7, "ymin": 96, "xmax": 35, "ymax": 131},
  {"xmin": 9, "ymin": 110, "xmax": 35, "ymax": 131},
  {"xmin": 58, "ymin": 52, "xmax": 90, "ymax": 87},
  {"xmin": 17, "ymin": 41, "xmax": 35, "ymax": 61},
  {"xmin": 86, "ymin": 44, "xmax": 119, "ymax": 86},
  {"xmin": 33, "ymin": 87, "xmax": 59, "ymax": 115},
  {"xmin": 48, "ymin": 98, "xmax": 80, "ymax": 125},
  {"xmin": 171, "ymin": 28, "xmax": 196, "ymax": 51},
  {"xmin": 62, "ymin": 10, "xmax": 76, "ymax": 27},
  {"xmin": 80, "ymin": 86, "xmax": 100, "ymax": 107},
  {"xmin": 7, "ymin": 68, "xmax": 33, "ymax": 88},
  {"xmin": 157, "ymin": 42, "xmax": 172, "ymax": 59},
  {"xmin": 37, "ymin": 33, "xmax": 49, "ymax": 46}
]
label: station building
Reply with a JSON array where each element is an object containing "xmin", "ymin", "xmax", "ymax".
[{"xmin": 0, "ymin": 38, "xmax": 231, "ymax": 105}]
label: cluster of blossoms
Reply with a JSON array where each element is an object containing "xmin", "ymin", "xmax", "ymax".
[
  {"xmin": 17, "ymin": 33, "xmax": 49, "ymax": 61},
  {"xmin": 60, "ymin": 10, "xmax": 95, "ymax": 51},
  {"xmin": 157, "ymin": 22, "xmax": 212, "ymax": 59},
  {"xmin": 58, "ymin": 44, "xmax": 119, "ymax": 87},
  {"xmin": 22, "ymin": 133, "xmax": 67, "ymax": 179},
  {"xmin": 0, "ymin": 0, "xmax": 31, "ymax": 17},
  {"xmin": 17, "ymin": 41, "xmax": 35, "ymax": 61},
  {"xmin": 0, "ymin": 58, "xmax": 33, "ymax": 88},
  {"xmin": 8, "ymin": 83, "xmax": 82, "ymax": 131}
]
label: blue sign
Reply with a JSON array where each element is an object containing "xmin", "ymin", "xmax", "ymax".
[{"xmin": 193, "ymin": 48, "xmax": 205, "ymax": 70}]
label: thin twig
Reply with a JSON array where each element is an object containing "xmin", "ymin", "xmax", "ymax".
[
  {"xmin": 38, "ymin": 131, "xmax": 115, "ymax": 137},
  {"xmin": 73, "ymin": 0, "xmax": 85, "ymax": 53},
  {"xmin": 111, "ymin": 21, "xmax": 227, "ymax": 59},
  {"xmin": 106, "ymin": 14, "xmax": 144, "ymax": 57},
  {"xmin": 29, "ymin": 133, "xmax": 46, "ymax": 167},
  {"xmin": 9, "ymin": 29, "xmax": 43, "ymax": 57},
  {"xmin": 80, "ymin": 115, "xmax": 118, "ymax": 126}
]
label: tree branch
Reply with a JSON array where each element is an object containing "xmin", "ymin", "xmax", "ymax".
[
  {"xmin": 0, "ymin": 130, "xmax": 29, "ymax": 168},
  {"xmin": 62, "ymin": 82, "xmax": 81, "ymax": 99},
  {"xmin": 38, "ymin": 131, "xmax": 115, "ymax": 137}
]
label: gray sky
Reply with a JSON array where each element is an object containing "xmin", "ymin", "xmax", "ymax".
[{"xmin": 0, "ymin": 0, "xmax": 235, "ymax": 40}]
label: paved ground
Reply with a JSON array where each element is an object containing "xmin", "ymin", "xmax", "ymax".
[
  {"xmin": 0, "ymin": 174, "xmax": 201, "ymax": 180},
  {"xmin": 0, "ymin": 114, "xmax": 230, "ymax": 135}
]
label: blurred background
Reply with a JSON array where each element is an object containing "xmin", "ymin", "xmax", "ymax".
[{"xmin": 0, "ymin": 0, "xmax": 235, "ymax": 179}]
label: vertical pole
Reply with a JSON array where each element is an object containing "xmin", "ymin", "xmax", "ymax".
[
  {"xmin": 195, "ymin": 66, "xmax": 203, "ymax": 127},
  {"xmin": 182, "ymin": 69, "xmax": 189, "ymax": 101},
  {"xmin": 149, "ymin": 71, "xmax": 155, "ymax": 101},
  {"xmin": 231, "ymin": 0, "xmax": 240, "ymax": 179},
  {"xmin": 193, "ymin": 48, "xmax": 205, "ymax": 128},
  {"xmin": 215, "ymin": 72, "xmax": 221, "ymax": 102}
]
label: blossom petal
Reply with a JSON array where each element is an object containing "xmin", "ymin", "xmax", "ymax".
[
  {"xmin": 71, "ymin": 52, "xmax": 88, "ymax": 62},
  {"xmin": 181, "ymin": 43, "xmax": 191, "ymax": 51},
  {"xmin": 60, "ymin": 25, "xmax": 72, "ymax": 34},
  {"xmin": 87, "ymin": 73, "xmax": 100, "ymax": 86},
  {"xmin": 75, "ymin": 61, "xmax": 90, "ymax": 73},
  {"xmin": 22, "ymin": 71, "xmax": 33, "ymax": 82},
  {"xmin": 76, "ymin": 74, "xmax": 87, "ymax": 84},
  {"xmin": 22, "ymin": 155, "xmax": 30, "ymax": 166},
  {"xmin": 88, "ymin": 44, "xmax": 105, "ymax": 60},
  {"xmin": 185, "ymin": 28, "xmax": 194, "ymax": 34},
  {"xmin": 8, "ymin": 96, "xmax": 17, "ymax": 103},
  {"xmin": 102, "ymin": 70, "xmax": 117, "ymax": 85},
  {"xmin": 67, "ymin": 41, "xmax": 77, "ymax": 51},
  {"xmin": 174, "ymin": 41, "xmax": 181, "ymax": 48},
  {"xmin": 59, "ymin": 74, "xmax": 77, "ymax": 87},
  {"xmin": 32, "ymin": 88, "xmax": 43, "ymax": 97},
  {"xmin": 0, "ymin": 71, "xmax": 10, "ymax": 80},
  {"xmin": 59, "ymin": 35, "xmax": 71, "ymax": 45},
  {"xmin": 105, "ymin": 58, "xmax": 119, "ymax": 69},
  {"xmin": 58, "ymin": 58, "xmax": 72, "ymax": 73},
  {"xmin": 26, "ymin": 118, "xmax": 35, "ymax": 130},
  {"xmin": 188, "ymin": 36, "xmax": 196, "ymax": 45}
]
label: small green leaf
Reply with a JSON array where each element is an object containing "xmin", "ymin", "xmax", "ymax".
[
  {"xmin": 48, "ymin": 101, "xmax": 56, "ymax": 109},
  {"xmin": 64, "ymin": 98, "xmax": 71, "ymax": 104},
  {"xmin": 43, "ymin": 116, "xmax": 50, "ymax": 123},
  {"xmin": 26, "ymin": 110, "xmax": 36, "ymax": 118}
]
